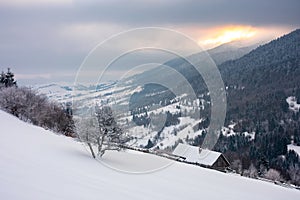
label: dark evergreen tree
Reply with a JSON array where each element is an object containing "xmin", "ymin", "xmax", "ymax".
[
  {"xmin": 0, "ymin": 68, "xmax": 17, "ymax": 88},
  {"xmin": 145, "ymin": 139, "xmax": 154, "ymax": 149},
  {"xmin": 295, "ymin": 88, "xmax": 300, "ymax": 104},
  {"xmin": 0, "ymin": 71, "xmax": 5, "ymax": 87}
]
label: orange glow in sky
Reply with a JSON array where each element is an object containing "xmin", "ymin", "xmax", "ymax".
[{"xmin": 199, "ymin": 25, "xmax": 257, "ymax": 48}]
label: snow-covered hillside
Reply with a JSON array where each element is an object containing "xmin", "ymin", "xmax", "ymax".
[
  {"xmin": 34, "ymin": 82, "xmax": 119, "ymax": 103},
  {"xmin": 0, "ymin": 110, "xmax": 299, "ymax": 200},
  {"xmin": 35, "ymin": 82, "xmax": 255, "ymax": 150},
  {"xmin": 35, "ymin": 82, "xmax": 209, "ymax": 149}
]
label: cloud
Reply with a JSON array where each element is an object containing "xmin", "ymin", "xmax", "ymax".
[
  {"xmin": 1, "ymin": 0, "xmax": 299, "ymax": 26},
  {"xmin": 72, "ymin": 0, "xmax": 300, "ymax": 26},
  {"xmin": 0, "ymin": 0, "xmax": 299, "ymax": 84},
  {"xmin": 0, "ymin": 0, "xmax": 73, "ymax": 7}
]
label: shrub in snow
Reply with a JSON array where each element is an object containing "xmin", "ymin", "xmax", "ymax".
[
  {"xmin": 231, "ymin": 159, "xmax": 242, "ymax": 174},
  {"xmin": 0, "ymin": 86, "xmax": 74, "ymax": 136},
  {"xmin": 264, "ymin": 169, "xmax": 282, "ymax": 181},
  {"xmin": 243, "ymin": 164, "xmax": 258, "ymax": 178},
  {"xmin": 288, "ymin": 165, "xmax": 300, "ymax": 185}
]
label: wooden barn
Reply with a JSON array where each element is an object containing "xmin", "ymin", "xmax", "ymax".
[{"xmin": 173, "ymin": 143, "xmax": 230, "ymax": 171}]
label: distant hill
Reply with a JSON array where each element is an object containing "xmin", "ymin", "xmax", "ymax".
[
  {"xmin": 209, "ymin": 40, "xmax": 262, "ymax": 65},
  {"xmin": 128, "ymin": 39, "xmax": 261, "ymax": 108},
  {"xmin": 125, "ymin": 29, "xmax": 300, "ymax": 183},
  {"xmin": 131, "ymin": 29, "xmax": 300, "ymax": 124},
  {"xmin": 221, "ymin": 29, "xmax": 300, "ymax": 92},
  {"xmin": 221, "ymin": 29, "xmax": 300, "ymax": 123}
]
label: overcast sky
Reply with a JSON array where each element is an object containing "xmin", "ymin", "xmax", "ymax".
[{"xmin": 0, "ymin": 0, "xmax": 299, "ymax": 85}]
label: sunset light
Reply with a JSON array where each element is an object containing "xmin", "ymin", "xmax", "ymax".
[{"xmin": 200, "ymin": 26, "xmax": 257, "ymax": 48}]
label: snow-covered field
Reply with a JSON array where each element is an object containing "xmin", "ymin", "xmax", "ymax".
[{"xmin": 0, "ymin": 110, "xmax": 299, "ymax": 200}]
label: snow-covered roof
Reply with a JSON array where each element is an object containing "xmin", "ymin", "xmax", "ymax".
[
  {"xmin": 173, "ymin": 143, "xmax": 222, "ymax": 166},
  {"xmin": 288, "ymin": 144, "xmax": 300, "ymax": 156}
]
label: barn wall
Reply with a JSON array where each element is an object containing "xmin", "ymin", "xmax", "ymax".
[{"xmin": 212, "ymin": 156, "xmax": 230, "ymax": 171}]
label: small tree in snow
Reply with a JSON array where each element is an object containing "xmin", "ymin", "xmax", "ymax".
[
  {"xmin": 76, "ymin": 117, "xmax": 98, "ymax": 158},
  {"xmin": 95, "ymin": 105, "xmax": 128, "ymax": 156},
  {"xmin": 77, "ymin": 105, "xmax": 128, "ymax": 158}
]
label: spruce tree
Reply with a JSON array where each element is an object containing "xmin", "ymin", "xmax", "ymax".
[
  {"xmin": 0, "ymin": 71, "xmax": 5, "ymax": 87},
  {"xmin": 4, "ymin": 68, "xmax": 17, "ymax": 87},
  {"xmin": 0, "ymin": 68, "xmax": 17, "ymax": 88}
]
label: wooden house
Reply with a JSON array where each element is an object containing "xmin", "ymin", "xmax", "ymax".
[{"xmin": 173, "ymin": 143, "xmax": 230, "ymax": 171}]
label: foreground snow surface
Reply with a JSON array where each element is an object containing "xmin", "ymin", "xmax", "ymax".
[{"xmin": 0, "ymin": 110, "xmax": 299, "ymax": 200}]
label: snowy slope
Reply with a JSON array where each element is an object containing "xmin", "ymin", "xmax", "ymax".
[{"xmin": 0, "ymin": 110, "xmax": 299, "ymax": 200}]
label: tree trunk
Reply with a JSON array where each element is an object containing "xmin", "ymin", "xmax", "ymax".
[
  {"xmin": 87, "ymin": 142, "xmax": 96, "ymax": 159},
  {"xmin": 86, "ymin": 132, "xmax": 96, "ymax": 158},
  {"xmin": 97, "ymin": 135, "xmax": 106, "ymax": 157}
]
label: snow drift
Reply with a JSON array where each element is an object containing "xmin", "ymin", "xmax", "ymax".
[{"xmin": 0, "ymin": 110, "xmax": 299, "ymax": 200}]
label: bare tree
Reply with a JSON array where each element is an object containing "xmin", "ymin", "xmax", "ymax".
[
  {"xmin": 231, "ymin": 159, "xmax": 242, "ymax": 174},
  {"xmin": 76, "ymin": 117, "xmax": 98, "ymax": 158},
  {"xmin": 288, "ymin": 165, "xmax": 300, "ymax": 185},
  {"xmin": 243, "ymin": 164, "xmax": 258, "ymax": 178},
  {"xmin": 248, "ymin": 164, "xmax": 258, "ymax": 178},
  {"xmin": 76, "ymin": 105, "xmax": 128, "ymax": 158},
  {"xmin": 95, "ymin": 105, "xmax": 128, "ymax": 157},
  {"xmin": 264, "ymin": 169, "xmax": 281, "ymax": 181},
  {"xmin": 0, "ymin": 86, "xmax": 75, "ymax": 135}
]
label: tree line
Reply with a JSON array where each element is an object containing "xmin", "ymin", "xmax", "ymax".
[{"xmin": 0, "ymin": 68, "xmax": 75, "ymax": 136}]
